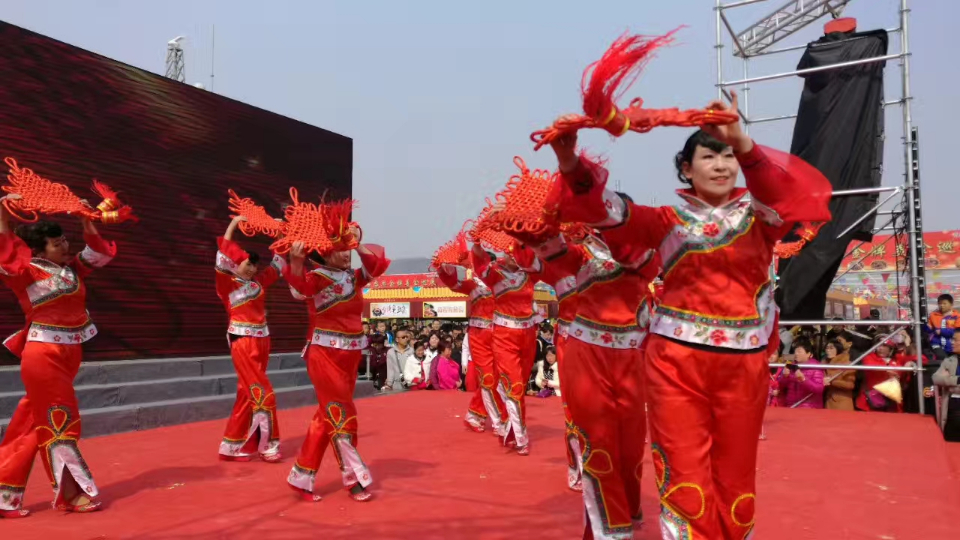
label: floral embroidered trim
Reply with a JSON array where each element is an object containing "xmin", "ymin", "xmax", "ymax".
[
  {"xmin": 228, "ymin": 321, "xmax": 269, "ymax": 337},
  {"xmin": 77, "ymin": 244, "xmax": 113, "ymax": 269},
  {"xmin": 0, "ymin": 484, "xmax": 26, "ymax": 511},
  {"xmin": 469, "ymin": 280, "xmax": 493, "ymax": 301},
  {"xmin": 579, "ymin": 426, "xmax": 635, "ymax": 538},
  {"xmin": 592, "ymin": 189, "xmax": 629, "ymax": 230},
  {"xmin": 28, "ymin": 320, "xmax": 97, "ymax": 345},
  {"xmin": 554, "ymin": 275, "xmax": 578, "ymax": 300},
  {"xmin": 569, "ymin": 317, "xmax": 645, "ymax": 350},
  {"xmin": 311, "ymin": 270, "xmax": 357, "ymax": 313},
  {"xmin": 469, "ymin": 318, "xmax": 493, "ymax": 329},
  {"xmin": 751, "ymin": 199, "xmax": 784, "ymax": 227},
  {"xmin": 220, "ymin": 388, "xmax": 278, "ymax": 457},
  {"xmin": 492, "ymin": 271, "xmax": 529, "ymax": 296},
  {"xmin": 656, "ymin": 306, "xmax": 764, "ymax": 329},
  {"xmin": 493, "ymin": 312, "xmax": 537, "ymax": 330},
  {"xmin": 228, "ymin": 281, "xmax": 263, "ymax": 308},
  {"xmin": 38, "ymin": 406, "xmax": 97, "ymax": 497},
  {"xmin": 215, "ymin": 251, "xmax": 239, "ymax": 274},
  {"xmin": 533, "ymin": 234, "xmax": 568, "ymax": 261},
  {"xmin": 287, "ymin": 462, "xmax": 317, "ymax": 492},
  {"xmin": 637, "ymin": 297, "xmax": 652, "ymax": 330},
  {"xmin": 661, "ymin": 204, "xmax": 754, "ymax": 276},
  {"xmin": 652, "ymin": 443, "xmax": 704, "ymax": 540},
  {"xmin": 577, "ymin": 259, "xmax": 624, "ymax": 293},
  {"xmin": 651, "ymin": 279, "xmax": 775, "ymax": 350},
  {"xmin": 310, "ymin": 329, "xmax": 368, "ymax": 350},
  {"xmin": 26, "ymin": 261, "xmax": 80, "ymax": 307}
]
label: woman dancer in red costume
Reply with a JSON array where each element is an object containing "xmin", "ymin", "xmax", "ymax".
[
  {"xmin": 523, "ymin": 234, "xmax": 585, "ymax": 491},
  {"xmin": 214, "ymin": 215, "xmax": 287, "ymax": 462},
  {"xmin": 284, "ymin": 231, "xmax": 390, "ymax": 503},
  {"xmin": 548, "ymin": 92, "xmax": 831, "ymax": 539},
  {"xmin": 470, "ymin": 243, "xmax": 541, "ymax": 455},
  {"xmin": 435, "ymin": 260, "xmax": 508, "ymax": 437},
  {"xmin": 510, "ymin": 224, "xmax": 659, "ymax": 538},
  {"xmin": 0, "ymin": 195, "xmax": 116, "ymax": 517}
]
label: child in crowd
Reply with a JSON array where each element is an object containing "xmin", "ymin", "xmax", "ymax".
[
  {"xmin": 404, "ymin": 340, "xmax": 430, "ymax": 390},
  {"xmin": 534, "ymin": 347, "xmax": 560, "ymax": 398}
]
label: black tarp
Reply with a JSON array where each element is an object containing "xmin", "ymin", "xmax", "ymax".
[{"xmin": 776, "ymin": 29, "xmax": 889, "ymax": 319}]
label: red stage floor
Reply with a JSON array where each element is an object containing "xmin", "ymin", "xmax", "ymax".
[{"xmin": 5, "ymin": 391, "xmax": 959, "ymax": 539}]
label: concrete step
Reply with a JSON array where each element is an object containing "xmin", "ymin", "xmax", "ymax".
[
  {"xmin": 0, "ymin": 379, "xmax": 380, "ymax": 439},
  {"xmin": 0, "ymin": 353, "xmax": 306, "ymax": 393},
  {"xmin": 0, "ymin": 367, "xmax": 313, "ymax": 419}
]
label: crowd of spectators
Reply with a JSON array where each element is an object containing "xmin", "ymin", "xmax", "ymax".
[
  {"xmin": 356, "ymin": 292, "xmax": 960, "ymax": 442},
  {"xmin": 772, "ymin": 293, "xmax": 960, "ymax": 441},
  {"xmin": 357, "ymin": 319, "xmax": 561, "ymax": 399}
]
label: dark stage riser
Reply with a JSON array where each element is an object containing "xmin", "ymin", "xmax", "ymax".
[{"xmin": 0, "ymin": 353, "xmax": 378, "ymax": 439}]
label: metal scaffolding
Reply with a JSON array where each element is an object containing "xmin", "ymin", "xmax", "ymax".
[
  {"xmin": 714, "ymin": 0, "xmax": 926, "ymax": 412},
  {"xmin": 165, "ymin": 36, "xmax": 186, "ymax": 83}
]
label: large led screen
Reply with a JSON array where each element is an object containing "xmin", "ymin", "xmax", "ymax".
[{"xmin": 0, "ymin": 21, "xmax": 352, "ymax": 363}]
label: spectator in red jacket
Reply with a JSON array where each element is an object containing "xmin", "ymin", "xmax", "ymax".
[{"xmin": 856, "ymin": 339, "xmax": 905, "ymax": 412}]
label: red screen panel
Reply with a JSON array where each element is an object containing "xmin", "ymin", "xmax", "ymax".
[{"xmin": 0, "ymin": 21, "xmax": 352, "ymax": 363}]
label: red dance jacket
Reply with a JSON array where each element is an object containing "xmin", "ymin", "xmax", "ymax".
[
  {"xmin": 532, "ymin": 234, "xmax": 659, "ymax": 349},
  {"xmin": 528, "ymin": 237, "xmax": 581, "ymax": 339},
  {"xmin": 470, "ymin": 248, "xmax": 542, "ymax": 330},
  {"xmin": 0, "ymin": 232, "xmax": 116, "ymax": 357},
  {"xmin": 553, "ymin": 144, "xmax": 832, "ymax": 351},
  {"xmin": 436, "ymin": 264, "xmax": 494, "ymax": 330},
  {"xmin": 215, "ymin": 236, "xmax": 286, "ymax": 338},
  {"xmin": 284, "ymin": 245, "xmax": 390, "ymax": 350}
]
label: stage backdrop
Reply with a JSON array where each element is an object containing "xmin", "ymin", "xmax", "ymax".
[{"xmin": 0, "ymin": 21, "xmax": 352, "ymax": 363}]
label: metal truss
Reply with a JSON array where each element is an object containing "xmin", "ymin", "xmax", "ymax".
[
  {"xmin": 727, "ymin": 0, "xmax": 854, "ymax": 58},
  {"xmin": 165, "ymin": 36, "xmax": 186, "ymax": 83},
  {"xmin": 715, "ymin": 0, "xmax": 927, "ymax": 413}
]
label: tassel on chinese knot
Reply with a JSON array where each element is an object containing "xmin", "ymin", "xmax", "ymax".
[{"xmin": 530, "ymin": 30, "xmax": 740, "ymax": 150}]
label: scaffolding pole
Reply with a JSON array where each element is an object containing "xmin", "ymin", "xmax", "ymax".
[
  {"xmin": 715, "ymin": 0, "xmax": 924, "ymax": 413},
  {"xmin": 898, "ymin": 0, "xmax": 925, "ymax": 415}
]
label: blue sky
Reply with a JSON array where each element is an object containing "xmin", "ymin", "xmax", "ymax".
[{"xmin": 3, "ymin": 0, "xmax": 955, "ymax": 257}]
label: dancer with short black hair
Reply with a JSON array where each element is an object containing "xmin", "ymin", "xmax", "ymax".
[
  {"xmin": 214, "ymin": 215, "xmax": 287, "ymax": 463},
  {"xmin": 0, "ymin": 195, "xmax": 117, "ymax": 517}
]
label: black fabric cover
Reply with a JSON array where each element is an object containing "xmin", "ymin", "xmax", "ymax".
[{"xmin": 776, "ymin": 29, "xmax": 889, "ymax": 319}]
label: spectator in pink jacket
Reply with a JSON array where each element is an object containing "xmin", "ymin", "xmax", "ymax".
[
  {"xmin": 777, "ymin": 341, "xmax": 825, "ymax": 409},
  {"xmin": 429, "ymin": 340, "xmax": 462, "ymax": 390}
]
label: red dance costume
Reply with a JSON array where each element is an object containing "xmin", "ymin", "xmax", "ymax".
[
  {"xmin": 534, "ymin": 233, "xmax": 658, "ymax": 539},
  {"xmin": 526, "ymin": 239, "xmax": 584, "ymax": 490},
  {"xmin": 556, "ymin": 144, "xmax": 830, "ymax": 539},
  {"xmin": 284, "ymin": 246, "xmax": 389, "ymax": 497},
  {"xmin": 436, "ymin": 264, "xmax": 508, "ymax": 436},
  {"xmin": 0, "ymin": 232, "xmax": 116, "ymax": 513},
  {"xmin": 214, "ymin": 237, "xmax": 286, "ymax": 461},
  {"xmin": 471, "ymin": 249, "xmax": 540, "ymax": 451}
]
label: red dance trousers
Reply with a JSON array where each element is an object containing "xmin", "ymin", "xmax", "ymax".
[
  {"xmin": 644, "ymin": 335, "xmax": 768, "ymax": 540},
  {"xmin": 287, "ymin": 345, "xmax": 372, "ymax": 493},
  {"xmin": 493, "ymin": 325, "xmax": 538, "ymax": 447},
  {"xmin": 556, "ymin": 333, "xmax": 583, "ymax": 489},
  {"xmin": 219, "ymin": 336, "xmax": 280, "ymax": 458},
  {"xmin": 464, "ymin": 360, "xmax": 479, "ymax": 392},
  {"xmin": 465, "ymin": 327, "xmax": 507, "ymax": 434},
  {"xmin": 0, "ymin": 342, "xmax": 98, "ymax": 511},
  {"xmin": 563, "ymin": 338, "xmax": 646, "ymax": 540}
]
